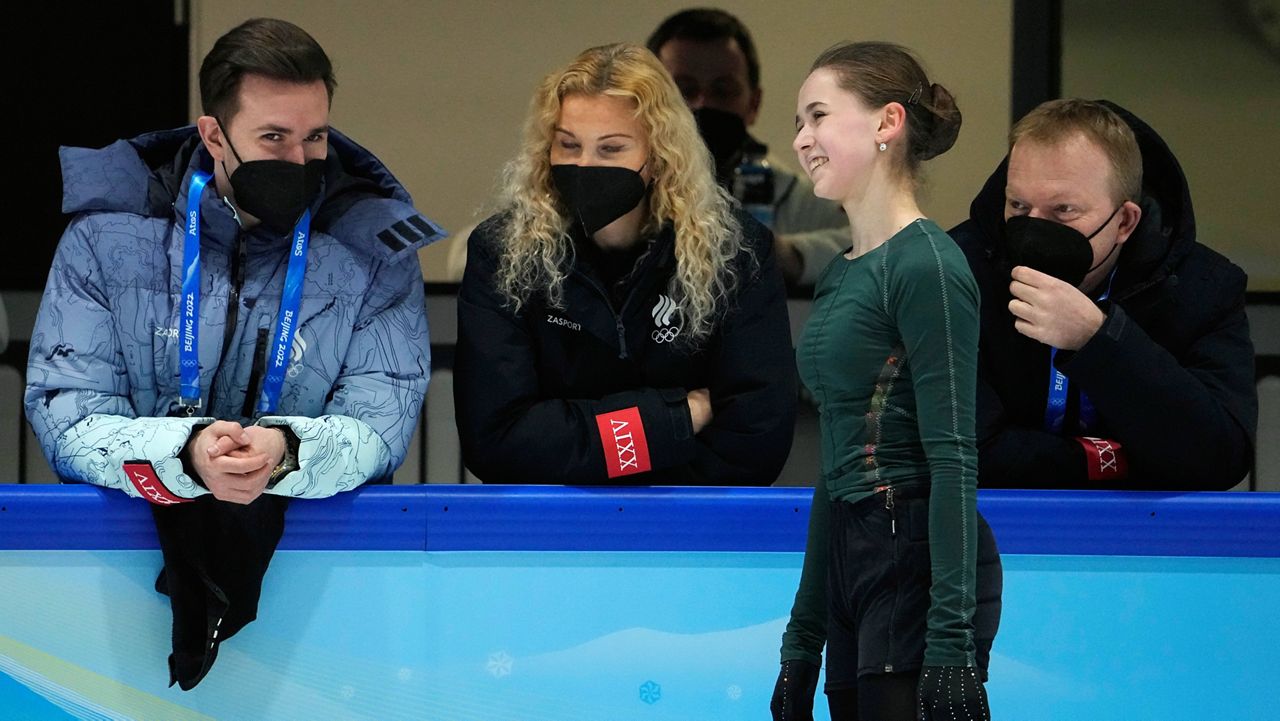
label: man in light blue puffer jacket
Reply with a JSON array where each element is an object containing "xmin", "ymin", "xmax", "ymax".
[
  {"xmin": 26, "ymin": 18, "xmax": 443, "ymax": 506},
  {"xmin": 28, "ymin": 18, "xmax": 444, "ymax": 688}
]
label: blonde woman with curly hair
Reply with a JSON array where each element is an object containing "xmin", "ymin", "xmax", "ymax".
[{"xmin": 454, "ymin": 42, "xmax": 796, "ymax": 485}]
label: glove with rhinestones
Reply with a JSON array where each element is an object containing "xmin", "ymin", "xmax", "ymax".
[
  {"xmin": 917, "ymin": 665, "xmax": 990, "ymax": 721},
  {"xmin": 770, "ymin": 658, "xmax": 820, "ymax": 721}
]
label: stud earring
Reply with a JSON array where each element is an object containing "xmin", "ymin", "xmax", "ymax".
[{"xmin": 878, "ymin": 142, "xmax": 887, "ymax": 152}]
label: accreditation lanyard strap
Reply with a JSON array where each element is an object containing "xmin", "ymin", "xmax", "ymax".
[
  {"xmin": 178, "ymin": 171, "xmax": 311, "ymax": 416},
  {"xmin": 1042, "ymin": 268, "xmax": 1116, "ymax": 434},
  {"xmin": 178, "ymin": 171, "xmax": 211, "ymax": 410},
  {"xmin": 256, "ymin": 212, "xmax": 311, "ymax": 415}
]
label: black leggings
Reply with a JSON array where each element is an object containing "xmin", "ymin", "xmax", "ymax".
[
  {"xmin": 823, "ymin": 487, "xmax": 1002, "ymax": 720},
  {"xmin": 826, "ymin": 672, "xmax": 916, "ymax": 721},
  {"xmin": 824, "ymin": 491, "xmax": 1002, "ymax": 684}
]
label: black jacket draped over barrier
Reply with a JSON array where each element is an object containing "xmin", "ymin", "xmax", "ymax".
[{"xmin": 153, "ymin": 496, "xmax": 288, "ymax": 690}]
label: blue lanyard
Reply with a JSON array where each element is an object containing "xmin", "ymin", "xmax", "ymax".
[
  {"xmin": 178, "ymin": 171, "xmax": 311, "ymax": 416},
  {"xmin": 1042, "ymin": 269, "xmax": 1117, "ymax": 434},
  {"xmin": 179, "ymin": 172, "xmax": 211, "ymax": 410},
  {"xmin": 256, "ymin": 211, "xmax": 311, "ymax": 415},
  {"xmin": 1043, "ymin": 349, "xmax": 1069, "ymax": 433}
]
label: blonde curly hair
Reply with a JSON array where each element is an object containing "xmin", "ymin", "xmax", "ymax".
[{"xmin": 495, "ymin": 42, "xmax": 741, "ymax": 344}]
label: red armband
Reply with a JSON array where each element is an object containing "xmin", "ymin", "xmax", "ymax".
[
  {"xmin": 124, "ymin": 461, "xmax": 192, "ymax": 505},
  {"xmin": 1073, "ymin": 437, "xmax": 1128, "ymax": 482},
  {"xmin": 595, "ymin": 407, "xmax": 652, "ymax": 479}
]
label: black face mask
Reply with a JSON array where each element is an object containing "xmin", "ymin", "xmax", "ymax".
[
  {"xmin": 217, "ymin": 119, "xmax": 325, "ymax": 234},
  {"xmin": 550, "ymin": 164, "xmax": 649, "ymax": 237},
  {"xmin": 1003, "ymin": 205, "xmax": 1122, "ymax": 287},
  {"xmin": 692, "ymin": 107, "xmax": 748, "ymax": 189}
]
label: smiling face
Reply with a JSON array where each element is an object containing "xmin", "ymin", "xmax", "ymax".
[{"xmin": 792, "ymin": 67, "xmax": 883, "ymax": 204}]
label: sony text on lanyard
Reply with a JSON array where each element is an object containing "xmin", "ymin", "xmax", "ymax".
[{"xmin": 179, "ymin": 170, "xmax": 311, "ymax": 417}]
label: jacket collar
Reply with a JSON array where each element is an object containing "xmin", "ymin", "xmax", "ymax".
[{"xmin": 59, "ymin": 126, "xmax": 444, "ymax": 258}]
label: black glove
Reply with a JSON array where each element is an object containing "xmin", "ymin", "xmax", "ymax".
[
  {"xmin": 917, "ymin": 665, "xmax": 990, "ymax": 721},
  {"xmin": 770, "ymin": 658, "xmax": 820, "ymax": 721}
]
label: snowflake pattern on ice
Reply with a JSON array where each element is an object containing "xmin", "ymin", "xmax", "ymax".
[
  {"xmin": 486, "ymin": 651, "xmax": 513, "ymax": 678},
  {"xmin": 639, "ymin": 680, "xmax": 662, "ymax": 705},
  {"xmin": 726, "ymin": 685, "xmax": 743, "ymax": 701}
]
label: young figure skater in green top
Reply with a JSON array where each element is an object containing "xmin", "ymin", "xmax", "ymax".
[{"xmin": 771, "ymin": 42, "xmax": 1002, "ymax": 721}]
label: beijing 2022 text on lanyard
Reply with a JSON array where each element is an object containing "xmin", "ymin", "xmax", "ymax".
[
  {"xmin": 1042, "ymin": 268, "xmax": 1118, "ymax": 434},
  {"xmin": 179, "ymin": 170, "xmax": 311, "ymax": 417}
]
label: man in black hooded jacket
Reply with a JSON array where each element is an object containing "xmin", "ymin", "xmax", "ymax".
[{"xmin": 950, "ymin": 99, "xmax": 1256, "ymax": 490}]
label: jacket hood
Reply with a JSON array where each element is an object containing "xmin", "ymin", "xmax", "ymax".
[
  {"xmin": 965, "ymin": 100, "xmax": 1197, "ymax": 291},
  {"xmin": 59, "ymin": 126, "xmax": 443, "ymax": 256}
]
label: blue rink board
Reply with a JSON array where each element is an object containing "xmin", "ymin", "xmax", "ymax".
[{"xmin": 1, "ymin": 549, "xmax": 1277, "ymax": 721}]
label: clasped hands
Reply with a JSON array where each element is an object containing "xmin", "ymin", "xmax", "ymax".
[
  {"xmin": 1008, "ymin": 266, "xmax": 1105, "ymax": 351},
  {"xmin": 186, "ymin": 421, "xmax": 286, "ymax": 504}
]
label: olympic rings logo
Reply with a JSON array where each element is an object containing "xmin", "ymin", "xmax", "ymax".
[{"xmin": 651, "ymin": 326, "xmax": 682, "ymax": 344}]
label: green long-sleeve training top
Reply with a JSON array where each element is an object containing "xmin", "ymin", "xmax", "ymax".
[{"xmin": 781, "ymin": 218, "xmax": 982, "ymax": 670}]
